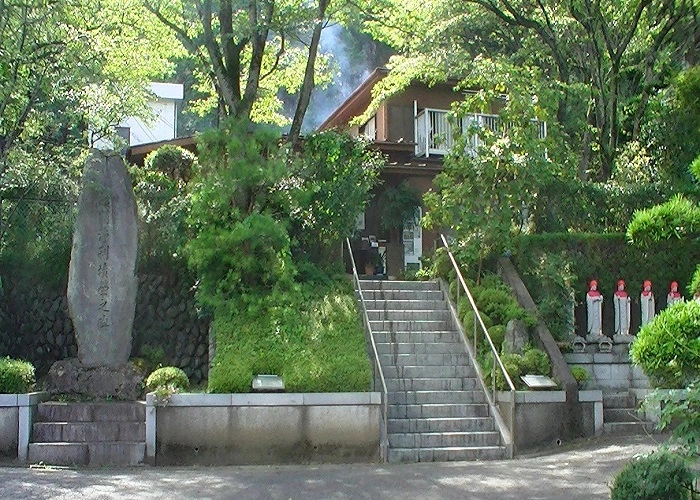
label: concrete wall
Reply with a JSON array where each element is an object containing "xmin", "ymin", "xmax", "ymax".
[
  {"xmin": 0, "ymin": 404, "xmax": 18, "ymax": 457},
  {"xmin": 0, "ymin": 393, "xmax": 50, "ymax": 460},
  {"xmin": 564, "ymin": 352, "xmax": 651, "ymax": 391},
  {"xmin": 148, "ymin": 393, "xmax": 382, "ymax": 465},
  {"xmin": 497, "ymin": 390, "xmax": 602, "ymax": 454}
]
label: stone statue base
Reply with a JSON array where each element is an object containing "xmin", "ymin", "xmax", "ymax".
[
  {"xmin": 613, "ymin": 334, "xmax": 635, "ymax": 344},
  {"xmin": 46, "ymin": 358, "xmax": 145, "ymax": 400}
]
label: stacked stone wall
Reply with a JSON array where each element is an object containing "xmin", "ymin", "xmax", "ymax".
[{"xmin": 0, "ymin": 268, "xmax": 209, "ymax": 385}]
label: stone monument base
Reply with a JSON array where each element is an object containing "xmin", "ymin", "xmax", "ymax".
[{"xmin": 46, "ymin": 358, "xmax": 145, "ymax": 400}]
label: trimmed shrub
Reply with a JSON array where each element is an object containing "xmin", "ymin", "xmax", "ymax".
[
  {"xmin": 521, "ymin": 348, "xmax": 551, "ymax": 376},
  {"xmin": 570, "ymin": 366, "xmax": 590, "ymax": 384},
  {"xmin": 146, "ymin": 366, "xmax": 190, "ymax": 392},
  {"xmin": 611, "ymin": 451, "xmax": 696, "ymax": 500},
  {"xmin": 630, "ymin": 300, "xmax": 700, "ymax": 388},
  {"xmin": 487, "ymin": 325, "xmax": 506, "ymax": 352},
  {"xmin": 0, "ymin": 358, "xmax": 35, "ymax": 394},
  {"xmin": 496, "ymin": 353, "xmax": 523, "ymax": 390}
]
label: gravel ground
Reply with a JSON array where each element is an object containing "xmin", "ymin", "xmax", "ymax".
[{"xmin": 0, "ymin": 434, "xmax": 670, "ymax": 500}]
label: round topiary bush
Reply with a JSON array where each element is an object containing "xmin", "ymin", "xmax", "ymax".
[
  {"xmin": 630, "ymin": 300, "xmax": 700, "ymax": 388},
  {"xmin": 570, "ymin": 366, "xmax": 590, "ymax": 385},
  {"xmin": 521, "ymin": 348, "xmax": 551, "ymax": 376},
  {"xmin": 0, "ymin": 357, "xmax": 35, "ymax": 393},
  {"xmin": 145, "ymin": 366, "xmax": 190, "ymax": 392},
  {"xmin": 611, "ymin": 451, "xmax": 696, "ymax": 500},
  {"xmin": 497, "ymin": 353, "xmax": 523, "ymax": 390}
]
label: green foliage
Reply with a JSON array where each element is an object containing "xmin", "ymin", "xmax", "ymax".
[
  {"xmin": 0, "ymin": 357, "xmax": 35, "ymax": 394},
  {"xmin": 521, "ymin": 348, "xmax": 550, "ymax": 377},
  {"xmin": 146, "ymin": 366, "xmax": 190, "ymax": 392},
  {"xmin": 144, "ymin": 145, "xmax": 195, "ymax": 183},
  {"xmin": 422, "ymin": 61, "xmax": 556, "ymax": 271},
  {"xmin": 488, "ymin": 325, "xmax": 506, "ymax": 352},
  {"xmin": 689, "ymin": 265, "xmax": 700, "ymax": 297},
  {"xmin": 610, "ymin": 451, "xmax": 696, "ymax": 500},
  {"xmin": 185, "ymin": 120, "xmax": 294, "ymax": 307},
  {"xmin": 496, "ymin": 353, "xmax": 523, "ymax": 390},
  {"xmin": 630, "ymin": 301, "xmax": 700, "ymax": 389},
  {"xmin": 627, "ymin": 195, "xmax": 700, "ymax": 247},
  {"xmin": 379, "ymin": 181, "xmax": 422, "ymax": 232},
  {"xmin": 524, "ymin": 251, "xmax": 577, "ymax": 341},
  {"xmin": 208, "ymin": 281, "xmax": 371, "ymax": 393},
  {"xmin": 570, "ymin": 366, "xmax": 590, "ymax": 384},
  {"xmin": 532, "ymin": 178, "xmax": 678, "ymax": 233},
  {"xmin": 645, "ymin": 384, "xmax": 700, "ymax": 458},
  {"xmin": 139, "ymin": 344, "xmax": 166, "ymax": 369},
  {"xmin": 472, "ymin": 278, "xmax": 535, "ymax": 328},
  {"xmin": 289, "ymin": 130, "xmax": 383, "ymax": 253},
  {"xmin": 513, "ymin": 233, "xmax": 700, "ymax": 334}
]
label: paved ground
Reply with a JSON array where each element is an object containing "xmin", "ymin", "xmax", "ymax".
[{"xmin": 0, "ymin": 434, "xmax": 669, "ymax": 499}]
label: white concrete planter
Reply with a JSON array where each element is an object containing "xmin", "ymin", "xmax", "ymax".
[
  {"xmin": 495, "ymin": 390, "xmax": 602, "ymax": 452},
  {"xmin": 146, "ymin": 392, "xmax": 382, "ymax": 465},
  {"xmin": 0, "ymin": 392, "xmax": 50, "ymax": 460}
]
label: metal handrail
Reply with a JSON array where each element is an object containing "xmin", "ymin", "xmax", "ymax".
[
  {"xmin": 440, "ymin": 234, "xmax": 515, "ymax": 456},
  {"xmin": 345, "ymin": 238, "xmax": 389, "ymax": 462}
]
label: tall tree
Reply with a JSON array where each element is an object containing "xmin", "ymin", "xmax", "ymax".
[
  {"xmin": 146, "ymin": 0, "xmax": 337, "ymax": 147},
  {"xmin": 355, "ymin": 0, "xmax": 698, "ymax": 180}
]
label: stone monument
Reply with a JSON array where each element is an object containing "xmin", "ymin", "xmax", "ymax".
[
  {"xmin": 613, "ymin": 279, "xmax": 631, "ymax": 335},
  {"xmin": 667, "ymin": 281, "xmax": 682, "ymax": 307},
  {"xmin": 640, "ymin": 280, "xmax": 655, "ymax": 327},
  {"xmin": 47, "ymin": 149, "xmax": 143, "ymax": 399}
]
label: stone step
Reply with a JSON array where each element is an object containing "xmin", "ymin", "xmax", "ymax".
[
  {"xmin": 27, "ymin": 442, "xmax": 145, "ymax": 467},
  {"xmin": 388, "ymin": 431, "xmax": 501, "ymax": 448},
  {"xmin": 603, "ymin": 422, "xmax": 654, "ymax": 435},
  {"xmin": 604, "ymin": 408, "xmax": 643, "ymax": 423},
  {"xmin": 363, "ymin": 290, "xmax": 444, "ymax": 301},
  {"xmin": 365, "ymin": 300, "xmax": 448, "ymax": 311},
  {"xmin": 36, "ymin": 402, "xmax": 146, "ymax": 423},
  {"xmin": 370, "ymin": 321, "xmax": 452, "ymax": 333},
  {"xmin": 375, "ymin": 342, "xmax": 463, "ymax": 354},
  {"xmin": 389, "ymin": 403, "xmax": 490, "ymax": 419},
  {"xmin": 32, "ymin": 422, "xmax": 146, "ymax": 443},
  {"xmin": 385, "ymin": 377, "xmax": 481, "ymax": 392},
  {"xmin": 388, "ymin": 390, "xmax": 486, "ymax": 405},
  {"xmin": 360, "ymin": 280, "xmax": 441, "ymax": 291},
  {"xmin": 379, "ymin": 353, "xmax": 469, "ymax": 366},
  {"xmin": 388, "ymin": 417, "xmax": 496, "ymax": 433},
  {"xmin": 366, "ymin": 310, "xmax": 450, "ymax": 321},
  {"xmin": 388, "ymin": 446, "xmax": 506, "ymax": 463},
  {"xmin": 384, "ymin": 365, "xmax": 475, "ymax": 379},
  {"xmin": 372, "ymin": 331, "xmax": 461, "ymax": 342}
]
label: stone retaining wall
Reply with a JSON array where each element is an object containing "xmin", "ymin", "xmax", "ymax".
[
  {"xmin": 147, "ymin": 392, "xmax": 382, "ymax": 465},
  {"xmin": 0, "ymin": 268, "xmax": 209, "ymax": 385}
]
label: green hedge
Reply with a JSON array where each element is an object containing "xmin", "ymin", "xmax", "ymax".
[
  {"xmin": 208, "ymin": 281, "xmax": 372, "ymax": 393},
  {"xmin": 513, "ymin": 233, "xmax": 700, "ymax": 337},
  {"xmin": 0, "ymin": 357, "xmax": 35, "ymax": 393},
  {"xmin": 531, "ymin": 178, "xmax": 698, "ymax": 233}
]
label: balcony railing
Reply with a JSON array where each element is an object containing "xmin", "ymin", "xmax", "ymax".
[{"xmin": 415, "ymin": 109, "xmax": 546, "ymax": 158}]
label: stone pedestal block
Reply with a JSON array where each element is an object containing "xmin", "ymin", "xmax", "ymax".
[
  {"xmin": 68, "ymin": 150, "xmax": 138, "ymax": 367},
  {"xmin": 46, "ymin": 358, "xmax": 145, "ymax": 401}
]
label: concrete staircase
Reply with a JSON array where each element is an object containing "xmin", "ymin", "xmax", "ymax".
[
  {"xmin": 28, "ymin": 402, "xmax": 146, "ymax": 467},
  {"xmin": 362, "ymin": 280, "xmax": 507, "ymax": 463},
  {"xmin": 603, "ymin": 390, "xmax": 654, "ymax": 435}
]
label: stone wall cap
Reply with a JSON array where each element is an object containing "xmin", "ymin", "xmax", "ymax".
[
  {"xmin": 147, "ymin": 392, "xmax": 382, "ymax": 407},
  {"xmin": 578, "ymin": 390, "xmax": 603, "ymax": 402}
]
